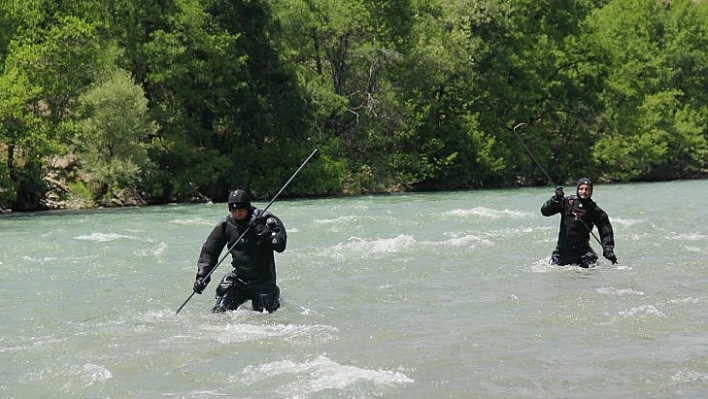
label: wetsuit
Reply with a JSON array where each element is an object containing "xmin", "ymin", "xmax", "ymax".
[
  {"xmin": 541, "ymin": 195, "xmax": 614, "ymax": 267},
  {"xmin": 196, "ymin": 208, "xmax": 287, "ymax": 312}
]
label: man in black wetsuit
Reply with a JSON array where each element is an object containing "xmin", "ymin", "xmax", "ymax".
[
  {"xmin": 541, "ymin": 178, "xmax": 617, "ymax": 268},
  {"xmin": 192, "ymin": 189, "xmax": 287, "ymax": 313}
]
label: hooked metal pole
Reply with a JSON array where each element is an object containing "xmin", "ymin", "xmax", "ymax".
[{"xmin": 512, "ymin": 122, "xmax": 555, "ymax": 185}]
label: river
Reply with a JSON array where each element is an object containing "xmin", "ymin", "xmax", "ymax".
[{"xmin": 1, "ymin": 180, "xmax": 707, "ymax": 398}]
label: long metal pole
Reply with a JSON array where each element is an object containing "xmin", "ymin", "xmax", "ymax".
[{"xmin": 512, "ymin": 122, "xmax": 555, "ymax": 185}]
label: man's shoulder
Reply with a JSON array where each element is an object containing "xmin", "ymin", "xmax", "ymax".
[
  {"xmin": 584, "ymin": 200, "xmax": 608, "ymax": 217},
  {"xmin": 253, "ymin": 208, "xmax": 278, "ymax": 218},
  {"xmin": 252, "ymin": 208, "xmax": 268, "ymax": 218}
]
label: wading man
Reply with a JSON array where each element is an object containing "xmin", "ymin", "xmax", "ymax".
[
  {"xmin": 541, "ymin": 178, "xmax": 617, "ymax": 268},
  {"xmin": 192, "ymin": 189, "xmax": 287, "ymax": 312}
]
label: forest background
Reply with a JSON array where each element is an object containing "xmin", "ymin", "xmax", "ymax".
[{"xmin": 1, "ymin": 0, "xmax": 707, "ymax": 212}]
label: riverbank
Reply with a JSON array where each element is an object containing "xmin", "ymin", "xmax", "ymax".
[{"xmin": 2, "ymin": 159, "xmax": 707, "ymax": 214}]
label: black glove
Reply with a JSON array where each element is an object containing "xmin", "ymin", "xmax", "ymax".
[
  {"xmin": 250, "ymin": 216, "xmax": 274, "ymax": 241},
  {"xmin": 553, "ymin": 186, "xmax": 564, "ymax": 202},
  {"xmin": 193, "ymin": 276, "xmax": 210, "ymax": 294},
  {"xmin": 254, "ymin": 222, "xmax": 272, "ymax": 241},
  {"xmin": 603, "ymin": 249, "xmax": 617, "ymax": 264}
]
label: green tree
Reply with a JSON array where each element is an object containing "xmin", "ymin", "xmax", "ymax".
[
  {"xmin": 73, "ymin": 68, "xmax": 158, "ymax": 201},
  {"xmin": 654, "ymin": 0, "xmax": 708, "ymax": 176},
  {"xmin": 142, "ymin": 0, "xmax": 318, "ymax": 201},
  {"xmin": 141, "ymin": 0, "xmax": 236, "ymax": 201},
  {"xmin": 0, "ymin": 4, "xmax": 123, "ymax": 209},
  {"xmin": 590, "ymin": 0, "xmax": 708, "ymax": 180},
  {"xmin": 0, "ymin": 66, "xmax": 45, "ymax": 209},
  {"xmin": 14, "ymin": 15, "xmax": 117, "ymax": 125},
  {"xmin": 465, "ymin": 0, "xmax": 604, "ymax": 186},
  {"xmin": 274, "ymin": 0, "xmax": 427, "ymax": 192},
  {"xmin": 389, "ymin": 0, "xmax": 493, "ymax": 190},
  {"xmin": 206, "ymin": 0, "xmax": 316, "ymax": 197}
]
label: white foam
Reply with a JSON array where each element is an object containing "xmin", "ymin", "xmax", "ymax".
[
  {"xmin": 135, "ymin": 242, "xmax": 168, "ymax": 256},
  {"xmin": 329, "ymin": 235, "xmax": 417, "ymax": 257},
  {"xmin": 169, "ymin": 217, "xmax": 215, "ymax": 226},
  {"xmin": 22, "ymin": 363, "xmax": 112, "ymax": 389},
  {"xmin": 529, "ymin": 258, "xmax": 583, "ymax": 273},
  {"xmin": 668, "ymin": 297, "xmax": 706, "ymax": 304},
  {"xmin": 446, "ymin": 207, "xmax": 533, "ymax": 219},
  {"xmin": 203, "ymin": 322, "xmax": 339, "ymax": 346},
  {"xmin": 618, "ymin": 305, "xmax": 666, "ymax": 319},
  {"xmin": 436, "ymin": 233, "xmax": 493, "ymax": 248},
  {"xmin": 74, "ymin": 232, "xmax": 133, "ymax": 242},
  {"xmin": 314, "ymin": 215, "xmax": 360, "ymax": 224},
  {"xmin": 667, "ymin": 232, "xmax": 708, "ymax": 241},
  {"xmin": 20, "ymin": 255, "xmax": 59, "ymax": 263},
  {"xmin": 238, "ymin": 354, "xmax": 413, "ymax": 396},
  {"xmin": 597, "ymin": 287, "xmax": 645, "ymax": 296},
  {"xmin": 612, "ymin": 218, "xmax": 646, "ymax": 227},
  {"xmin": 672, "ymin": 369, "xmax": 708, "ymax": 382}
]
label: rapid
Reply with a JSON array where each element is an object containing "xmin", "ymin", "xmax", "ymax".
[{"xmin": 1, "ymin": 180, "xmax": 707, "ymax": 398}]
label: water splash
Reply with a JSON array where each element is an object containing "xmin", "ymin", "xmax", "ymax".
[
  {"xmin": 327, "ymin": 235, "xmax": 417, "ymax": 258},
  {"xmin": 618, "ymin": 305, "xmax": 666, "ymax": 319},
  {"xmin": 202, "ymin": 320, "xmax": 339, "ymax": 346},
  {"xmin": 238, "ymin": 354, "xmax": 413, "ymax": 396},
  {"xmin": 21, "ymin": 363, "xmax": 112, "ymax": 390},
  {"xmin": 446, "ymin": 207, "xmax": 533, "ymax": 219},
  {"xmin": 74, "ymin": 232, "xmax": 134, "ymax": 242},
  {"xmin": 597, "ymin": 287, "xmax": 645, "ymax": 296}
]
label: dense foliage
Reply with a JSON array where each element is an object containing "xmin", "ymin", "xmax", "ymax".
[{"xmin": 1, "ymin": 0, "xmax": 707, "ymax": 211}]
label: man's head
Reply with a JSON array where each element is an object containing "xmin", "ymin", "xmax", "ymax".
[
  {"xmin": 576, "ymin": 177, "xmax": 593, "ymax": 200},
  {"xmin": 228, "ymin": 189, "xmax": 251, "ymax": 220}
]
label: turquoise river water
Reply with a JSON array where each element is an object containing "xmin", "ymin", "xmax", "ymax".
[{"xmin": 1, "ymin": 180, "xmax": 707, "ymax": 398}]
